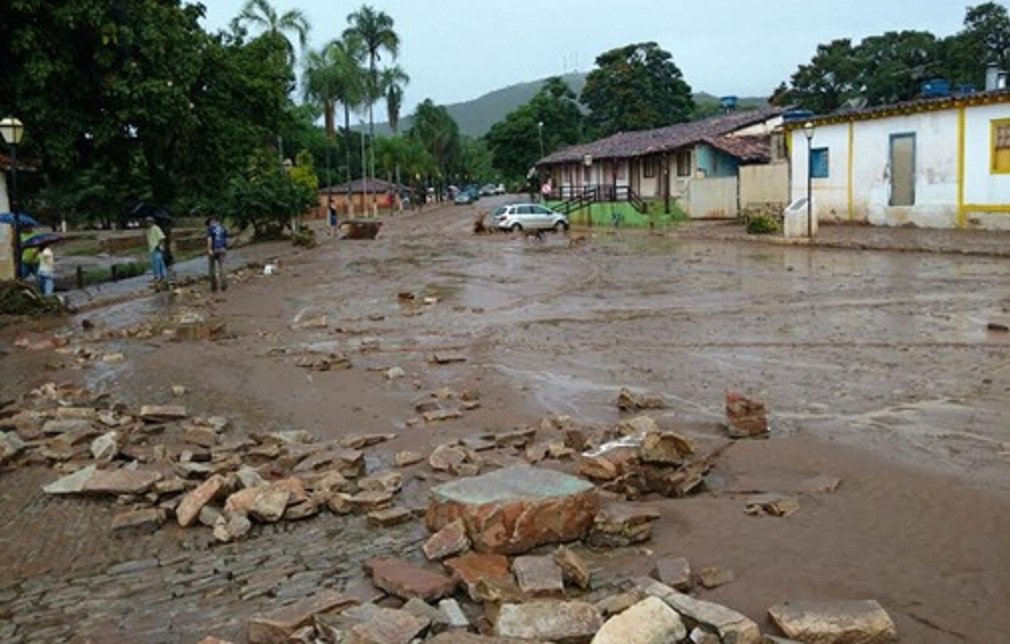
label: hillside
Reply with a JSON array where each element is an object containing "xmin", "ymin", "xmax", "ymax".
[{"xmin": 372, "ymin": 73, "xmax": 768, "ymax": 137}]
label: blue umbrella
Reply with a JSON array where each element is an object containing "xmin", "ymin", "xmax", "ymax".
[
  {"xmin": 21, "ymin": 232, "xmax": 63, "ymax": 249},
  {"xmin": 0, "ymin": 212, "xmax": 42, "ymax": 227}
]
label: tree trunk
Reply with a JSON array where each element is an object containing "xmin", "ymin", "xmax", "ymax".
[
  {"xmin": 344, "ymin": 104, "xmax": 353, "ymax": 217},
  {"xmin": 324, "ymin": 100, "xmax": 335, "ymax": 139}
]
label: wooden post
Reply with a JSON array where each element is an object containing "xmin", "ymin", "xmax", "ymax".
[{"xmin": 76, "ymin": 265, "xmax": 84, "ymax": 289}]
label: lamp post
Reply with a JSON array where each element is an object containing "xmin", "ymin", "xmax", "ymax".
[
  {"xmin": 537, "ymin": 121, "xmax": 544, "ymax": 159},
  {"xmin": 803, "ymin": 121, "xmax": 815, "ymax": 238},
  {"xmin": 1, "ymin": 117, "xmax": 25, "ymax": 280}
]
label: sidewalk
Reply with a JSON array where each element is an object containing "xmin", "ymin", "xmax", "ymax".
[
  {"xmin": 673, "ymin": 221, "xmax": 1010, "ymax": 258},
  {"xmin": 62, "ymin": 241, "xmax": 292, "ymax": 311}
]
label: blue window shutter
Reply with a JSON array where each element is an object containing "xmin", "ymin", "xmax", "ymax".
[{"xmin": 810, "ymin": 148, "xmax": 829, "ymax": 178}]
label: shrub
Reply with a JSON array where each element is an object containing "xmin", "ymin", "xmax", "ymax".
[{"xmin": 746, "ymin": 215, "xmax": 780, "ymax": 235}]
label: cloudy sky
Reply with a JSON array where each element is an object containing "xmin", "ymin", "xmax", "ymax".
[{"xmin": 201, "ymin": 0, "xmax": 1000, "ymax": 112}]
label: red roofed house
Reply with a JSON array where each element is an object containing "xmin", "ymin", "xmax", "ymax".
[{"xmin": 536, "ymin": 107, "xmax": 789, "ymax": 219}]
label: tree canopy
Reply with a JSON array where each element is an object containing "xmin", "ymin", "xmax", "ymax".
[{"xmin": 580, "ymin": 42, "xmax": 694, "ymax": 137}]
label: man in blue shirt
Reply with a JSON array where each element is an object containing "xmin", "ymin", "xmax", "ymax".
[{"xmin": 206, "ymin": 217, "xmax": 229, "ymax": 292}]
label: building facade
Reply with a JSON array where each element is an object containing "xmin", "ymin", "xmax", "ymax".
[{"xmin": 787, "ymin": 90, "xmax": 1010, "ymax": 230}]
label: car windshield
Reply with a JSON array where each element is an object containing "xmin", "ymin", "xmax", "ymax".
[{"xmin": 492, "ymin": 206, "xmax": 506, "ymax": 215}]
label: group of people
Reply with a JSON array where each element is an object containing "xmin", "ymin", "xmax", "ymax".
[{"xmin": 145, "ymin": 215, "xmax": 229, "ymax": 292}]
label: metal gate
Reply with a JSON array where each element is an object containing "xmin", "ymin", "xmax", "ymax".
[{"xmin": 686, "ymin": 177, "xmax": 738, "ymax": 219}]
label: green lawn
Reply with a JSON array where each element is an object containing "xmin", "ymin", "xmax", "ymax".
[{"xmin": 547, "ymin": 200, "xmax": 688, "ymax": 228}]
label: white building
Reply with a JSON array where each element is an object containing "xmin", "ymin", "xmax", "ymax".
[{"xmin": 787, "ymin": 89, "xmax": 1010, "ymax": 230}]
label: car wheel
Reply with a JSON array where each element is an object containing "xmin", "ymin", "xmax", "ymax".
[
  {"xmin": 554, "ymin": 221, "xmax": 569, "ymax": 233},
  {"xmin": 510, "ymin": 223, "xmax": 522, "ymax": 232}
]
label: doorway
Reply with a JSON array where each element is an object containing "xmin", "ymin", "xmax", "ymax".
[{"xmin": 889, "ymin": 133, "xmax": 916, "ymax": 206}]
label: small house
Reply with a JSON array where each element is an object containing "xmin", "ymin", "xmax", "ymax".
[
  {"xmin": 785, "ymin": 86, "xmax": 1010, "ymax": 230},
  {"xmin": 316, "ymin": 178, "xmax": 409, "ymax": 217}
]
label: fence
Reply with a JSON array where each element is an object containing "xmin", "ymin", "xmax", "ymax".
[{"xmin": 686, "ymin": 177, "xmax": 738, "ymax": 219}]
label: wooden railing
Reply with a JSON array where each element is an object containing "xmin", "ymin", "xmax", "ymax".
[{"xmin": 549, "ymin": 184, "xmax": 648, "ymax": 214}]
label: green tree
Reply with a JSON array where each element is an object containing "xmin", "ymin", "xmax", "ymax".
[
  {"xmin": 942, "ymin": 2, "xmax": 1010, "ymax": 88},
  {"xmin": 581, "ymin": 42, "xmax": 694, "ymax": 136},
  {"xmin": 232, "ymin": 0, "xmax": 310, "ymax": 64},
  {"xmin": 486, "ymin": 77, "xmax": 584, "ymax": 182},
  {"xmin": 857, "ymin": 31, "xmax": 940, "ymax": 106},
  {"xmin": 221, "ymin": 148, "xmax": 316, "ymax": 238},
  {"xmin": 460, "ymin": 137, "xmax": 494, "ymax": 184},
  {"xmin": 408, "ymin": 99, "xmax": 461, "ymax": 189},
  {"xmin": 774, "ymin": 39, "xmax": 862, "ymax": 114}
]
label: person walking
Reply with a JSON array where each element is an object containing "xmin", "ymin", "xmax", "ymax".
[
  {"xmin": 36, "ymin": 242, "xmax": 55, "ymax": 295},
  {"xmin": 146, "ymin": 216, "xmax": 167, "ymax": 286},
  {"xmin": 206, "ymin": 216, "xmax": 229, "ymax": 292},
  {"xmin": 327, "ymin": 200, "xmax": 338, "ymax": 238}
]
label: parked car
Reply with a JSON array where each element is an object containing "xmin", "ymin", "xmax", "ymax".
[
  {"xmin": 495, "ymin": 184, "xmax": 506, "ymax": 195},
  {"xmin": 490, "ymin": 203, "xmax": 569, "ymax": 232},
  {"xmin": 480, "ymin": 183, "xmax": 498, "ymax": 196},
  {"xmin": 454, "ymin": 185, "xmax": 480, "ymax": 205}
]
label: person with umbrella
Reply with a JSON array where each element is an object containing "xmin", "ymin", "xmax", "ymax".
[{"xmin": 36, "ymin": 240, "xmax": 56, "ymax": 295}]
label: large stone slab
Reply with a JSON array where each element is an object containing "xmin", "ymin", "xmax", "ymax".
[
  {"xmin": 767, "ymin": 600, "xmax": 897, "ymax": 644},
  {"xmin": 426, "ymin": 465, "xmax": 599, "ymax": 554},
  {"xmin": 347, "ymin": 606, "xmax": 430, "ymax": 644},
  {"xmin": 246, "ymin": 591, "xmax": 356, "ymax": 643},
  {"xmin": 365, "ymin": 557, "xmax": 458, "ymax": 602},
  {"xmin": 495, "ymin": 600, "xmax": 602, "ymax": 643},
  {"xmin": 513, "ymin": 555, "xmax": 565, "ymax": 597},
  {"xmin": 176, "ymin": 474, "xmax": 224, "ymax": 527},
  {"xmin": 42, "ymin": 465, "xmax": 97, "ymax": 494},
  {"xmin": 591, "ymin": 596, "xmax": 686, "ymax": 643},
  {"xmin": 82, "ymin": 468, "xmax": 162, "ymax": 495},
  {"xmin": 444, "ymin": 552, "xmax": 517, "ymax": 602},
  {"xmin": 636, "ymin": 578, "xmax": 761, "ymax": 644}
]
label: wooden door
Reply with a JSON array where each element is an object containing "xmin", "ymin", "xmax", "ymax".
[{"xmin": 889, "ymin": 133, "xmax": 915, "ymax": 206}]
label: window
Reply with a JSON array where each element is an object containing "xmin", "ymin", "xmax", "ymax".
[
  {"xmin": 994, "ymin": 119, "xmax": 1010, "ymax": 174},
  {"xmin": 643, "ymin": 156, "xmax": 657, "ymax": 178},
  {"xmin": 810, "ymin": 148, "xmax": 829, "ymax": 178},
  {"xmin": 676, "ymin": 150, "xmax": 692, "ymax": 176}
]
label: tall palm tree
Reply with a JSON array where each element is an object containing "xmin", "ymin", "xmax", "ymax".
[
  {"xmin": 234, "ymin": 0, "xmax": 310, "ymax": 63},
  {"xmin": 344, "ymin": 5, "xmax": 399, "ymax": 214},
  {"xmin": 381, "ymin": 65, "xmax": 410, "ymax": 201},
  {"xmin": 302, "ymin": 49, "xmax": 339, "ymax": 138},
  {"xmin": 327, "ymin": 35, "xmax": 366, "ymax": 214}
]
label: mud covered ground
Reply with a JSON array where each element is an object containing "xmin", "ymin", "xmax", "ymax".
[{"xmin": 1, "ymin": 199, "xmax": 1008, "ymax": 643}]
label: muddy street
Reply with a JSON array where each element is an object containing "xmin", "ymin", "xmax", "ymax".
[{"xmin": 2, "ymin": 200, "xmax": 1009, "ymax": 643}]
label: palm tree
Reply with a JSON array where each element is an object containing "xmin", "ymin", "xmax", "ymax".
[
  {"xmin": 381, "ymin": 65, "xmax": 410, "ymax": 202},
  {"xmin": 234, "ymin": 0, "xmax": 310, "ymax": 63},
  {"xmin": 344, "ymin": 5, "xmax": 400, "ymax": 214},
  {"xmin": 303, "ymin": 49, "xmax": 339, "ymax": 139}
]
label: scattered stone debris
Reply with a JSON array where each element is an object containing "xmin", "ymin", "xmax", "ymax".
[
  {"xmin": 513, "ymin": 555, "xmax": 565, "ymax": 597},
  {"xmin": 423, "ymin": 518, "xmax": 471, "ymax": 561},
  {"xmin": 587, "ymin": 501, "xmax": 660, "ymax": 548},
  {"xmin": 725, "ymin": 391, "xmax": 769, "ymax": 438},
  {"xmin": 593, "ymin": 596, "xmax": 687, "ymax": 644},
  {"xmin": 636, "ymin": 578, "xmax": 761, "ymax": 644},
  {"xmin": 245, "ymin": 591, "xmax": 356, "ymax": 644},
  {"xmin": 616, "ymin": 387, "xmax": 667, "ymax": 411},
  {"xmin": 745, "ymin": 493, "xmax": 800, "ymax": 517},
  {"xmin": 653, "ymin": 556, "xmax": 692, "ymax": 592},
  {"xmin": 395, "ymin": 450, "xmax": 425, "ymax": 467},
  {"xmin": 494, "ymin": 600, "xmax": 602, "ymax": 642},
  {"xmin": 365, "ymin": 557, "xmax": 458, "ymax": 602},
  {"xmin": 554, "ymin": 546, "xmax": 592, "ymax": 590},
  {"xmin": 385, "ymin": 366, "xmax": 406, "ymax": 380},
  {"xmin": 767, "ymin": 600, "xmax": 898, "ymax": 643},
  {"xmin": 696, "ymin": 566, "xmax": 735, "ymax": 590}
]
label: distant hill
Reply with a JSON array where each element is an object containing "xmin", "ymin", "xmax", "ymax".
[{"xmin": 371, "ymin": 72, "xmax": 768, "ymax": 138}]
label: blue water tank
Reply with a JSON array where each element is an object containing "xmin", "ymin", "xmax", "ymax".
[
  {"xmin": 783, "ymin": 109, "xmax": 815, "ymax": 123},
  {"xmin": 720, "ymin": 96, "xmax": 738, "ymax": 110},
  {"xmin": 921, "ymin": 78, "xmax": 950, "ymax": 97}
]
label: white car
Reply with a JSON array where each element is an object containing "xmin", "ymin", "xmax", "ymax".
[{"xmin": 491, "ymin": 203, "xmax": 569, "ymax": 232}]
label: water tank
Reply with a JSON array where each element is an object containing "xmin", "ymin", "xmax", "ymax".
[
  {"xmin": 719, "ymin": 96, "xmax": 738, "ymax": 111},
  {"xmin": 783, "ymin": 109, "xmax": 815, "ymax": 123},
  {"xmin": 921, "ymin": 79, "xmax": 951, "ymax": 98},
  {"xmin": 986, "ymin": 65, "xmax": 1008, "ymax": 91}
]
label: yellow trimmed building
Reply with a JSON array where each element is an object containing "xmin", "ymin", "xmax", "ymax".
[{"xmin": 785, "ymin": 88, "xmax": 1010, "ymax": 230}]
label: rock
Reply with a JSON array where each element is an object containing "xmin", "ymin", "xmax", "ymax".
[
  {"xmin": 653, "ymin": 557, "xmax": 691, "ymax": 592},
  {"xmin": 403, "ymin": 597, "xmax": 450, "ymax": 633},
  {"xmin": 250, "ymin": 486, "xmax": 290, "ymax": 522},
  {"xmin": 348, "ymin": 606, "xmax": 430, "ymax": 644},
  {"xmin": 368, "ymin": 506, "xmax": 412, "ymax": 527},
  {"xmin": 111, "ymin": 508, "xmax": 166, "ymax": 533},
  {"xmin": 327, "ymin": 493, "xmax": 354, "ymax": 515},
  {"xmin": 171, "ymin": 385, "xmax": 188, "ymax": 397},
  {"xmin": 554, "ymin": 546, "xmax": 592, "ymax": 590},
  {"xmin": 444, "ymin": 552, "xmax": 517, "ymax": 602},
  {"xmin": 395, "ymin": 451, "xmax": 424, "ymax": 467},
  {"xmin": 291, "ymin": 314, "xmax": 328, "ymax": 330},
  {"xmin": 213, "ymin": 512, "xmax": 252, "ymax": 543},
  {"xmin": 767, "ymin": 600, "xmax": 897, "ymax": 644},
  {"xmin": 745, "ymin": 493, "xmax": 800, "ymax": 517},
  {"xmin": 587, "ymin": 502, "xmax": 660, "ymax": 548},
  {"xmin": 199, "ymin": 505, "xmax": 223, "ymax": 527},
  {"xmin": 293, "ymin": 447, "xmax": 364, "ymax": 477},
  {"xmin": 245, "ymin": 591, "xmax": 356, "ymax": 643},
  {"xmin": 347, "ymin": 490, "xmax": 394, "ymax": 513},
  {"xmin": 54, "ymin": 407, "xmax": 97, "ymax": 420},
  {"xmin": 591, "ymin": 596, "xmax": 686, "ymax": 644},
  {"xmin": 429, "ymin": 353, "xmax": 466, "ymax": 364},
  {"xmin": 428, "ymin": 444, "xmax": 469, "ymax": 472},
  {"xmin": 385, "ymin": 366, "xmax": 406, "ymax": 380},
  {"xmin": 423, "ymin": 407, "xmax": 463, "ymax": 423},
  {"xmin": 690, "ymin": 627, "xmax": 722, "ymax": 644},
  {"xmin": 358, "ymin": 471, "xmax": 403, "ymax": 494},
  {"xmin": 514, "ymin": 555, "xmax": 565, "ymax": 597},
  {"xmin": 423, "ymin": 518, "xmax": 471, "ymax": 561},
  {"xmin": 578, "ymin": 447, "xmax": 640, "ymax": 482},
  {"xmin": 237, "ymin": 465, "xmax": 266, "ymax": 489},
  {"xmin": 987, "ymin": 321, "xmax": 1009, "ymax": 332},
  {"xmin": 640, "ymin": 430, "xmax": 694, "ymax": 465},
  {"xmin": 548, "ymin": 442, "xmax": 576, "ymax": 459},
  {"xmin": 595, "ymin": 591, "xmax": 646, "ymax": 618},
  {"xmin": 340, "ymin": 433, "xmax": 396, "ymax": 449},
  {"xmin": 0, "ymin": 431, "xmax": 26, "ymax": 463},
  {"xmin": 617, "ymin": 388, "xmax": 666, "ymax": 411},
  {"xmin": 493, "ymin": 426, "xmax": 538, "ymax": 449},
  {"xmin": 83, "ymin": 469, "xmax": 162, "ymax": 495},
  {"xmin": 139, "ymin": 405, "xmax": 188, "ymax": 422},
  {"xmin": 183, "ymin": 425, "xmax": 219, "ymax": 448},
  {"xmin": 365, "ymin": 557, "xmax": 458, "ymax": 602},
  {"xmin": 90, "ymin": 431, "xmax": 120, "ymax": 463},
  {"xmin": 426, "ymin": 465, "xmax": 599, "ymax": 554},
  {"xmin": 495, "ymin": 600, "xmax": 602, "ymax": 643},
  {"xmin": 636, "ymin": 578, "xmax": 761, "ymax": 644},
  {"xmin": 42, "ymin": 418, "xmax": 92, "ymax": 435},
  {"xmin": 725, "ymin": 392, "xmax": 769, "ymax": 438},
  {"xmin": 197, "ymin": 637, "xmax": 234, "ymax": 644},
  {"xmin": 618, "ymin": 415, "xmax": 660, "ymax": 436},
  {"xmin": 697, "ymin": 566, "xmax": 735, "ymax": 589},
  {"xmin": 437, "ymin": 598, "xmax": 469, "ymax": 630},
  {"xmin": 799, "ymin": 475, "xmax": 841, "ymax": 494},
  {"xmin": 285, "ymin": 499, "xmax": 322, "ymax": 521},
  {"xmin": 427, "ymin": 634, "xmax": 547, "ymax": 644},
  {"xmin": 176, "ymin": 475, "xmax": 225, "ymax": 527}
]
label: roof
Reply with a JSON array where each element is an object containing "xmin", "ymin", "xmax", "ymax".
[
  {"xmin": 783, "ymin": 88, "xmax": 1010, "ymax": 128},
  {"xmin": 538, "ymin": 106, "xmax": 785, "ymax": 165},
  {"xmin": 703, "ymin": 135, "xmax": 772, "ymax": 164},
  {"xmin": 319, "ymin": 178, "xmax": 408, "ymax": 194}
]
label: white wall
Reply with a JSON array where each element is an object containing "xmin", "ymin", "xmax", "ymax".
[
  {"xmin": 790, "ymin": 100, "xmax": 1010, "ymax": 230},
  {"xmin": 0, "ymin": 173, "xmax": 8, "ymax": 213}
]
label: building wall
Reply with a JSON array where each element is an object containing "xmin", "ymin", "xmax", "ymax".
[
  {"xmin": 0, "ymin": 223, "xmax": 13, "ymax": 281},
  {"xmin": 789, "ymin": 100, "xmax": 1010, "ymax": 230},
  {"xmin": 696, "ymin": 145, "xmax": 740, "ymax": 178},
  {"xmin": 740, "ymin": 163, "xmax": 789, "ymax": 208},
  {"xmin": 0, "ymin": 173, "xmax": 8, "ymax": 213}
]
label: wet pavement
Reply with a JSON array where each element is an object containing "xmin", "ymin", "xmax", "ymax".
[{"xmin": 1, "ymin": 200, "xmax": 1008, "ymax": 642}]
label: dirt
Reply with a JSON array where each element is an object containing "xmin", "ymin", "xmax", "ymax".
[{"xmin": 1, "ymin": 199, "xmax": 1008, "ymax": 642}]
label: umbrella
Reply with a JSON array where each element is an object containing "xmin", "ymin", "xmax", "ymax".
[
  {"xmin": 0, "ymin": 212, "xmax": 42, "ymax": 228},
  {"xmin": 130, "ymin": 202, "xmax": 172, "ymax": 224},
  {"xmin": 20, "ymin": 232, "xmax": 64, "ymax": 249}
]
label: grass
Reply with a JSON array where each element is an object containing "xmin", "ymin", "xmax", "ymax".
[{"xmin": 547, "ymin": 200, "xmax": 688, "ymax": 228}]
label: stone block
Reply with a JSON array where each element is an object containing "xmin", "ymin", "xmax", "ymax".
[
  {"xmin": 83, "ymin": 469, "xmax": 162, "ymax": 495},
  {"xmin": 365, "ymin": 557, "xmax": 458, "ymax": 602},
  {"xmin": 245, "ymin": 591, "xmax": 356, "ymax": 643},
  {"xmin": 176, "ymin": 474, "xmax": 224, "ymax": 527},
  {"xmin": 636, "ymin": 578, "xmax": 761, "ymax": 644},
  {"xmin": 767, "ymin": 600, "xmax": 897, "ymax": 644},
  {"xmin": 725, "ymin": 392, "xmax": 768, "ymax": 438},
  {"xmin": 495, "ymin": 600, "xmax": 602, "ymax": 643},
  {"xmin": 653, "ymin": 557, "xmax": 691, "ymax": 592},
  {"xmin": 513, "ymin": 555, "xmax": 565, "ymax": 597},
  {"xmin": 591, "ymin": 596, "xmax": 686, "ymax": 643},
  {"xmin": 426, "ymin": 465, "xmax": 599, "ymax": 554},
  {"xmin": 423, "ymin": 518, "xmax": 471, "ymax": 561}
]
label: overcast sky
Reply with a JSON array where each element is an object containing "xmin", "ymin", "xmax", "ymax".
[{"xmin": 201, "ymin": 0, "xmax": 1002, "ymax": 113}]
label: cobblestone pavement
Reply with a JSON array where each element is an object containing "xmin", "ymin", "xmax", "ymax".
[{"xmin": 0, "ymin": 467, "xmax": 423, "ymax": 643}]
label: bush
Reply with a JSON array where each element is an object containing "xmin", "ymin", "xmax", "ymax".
[
  {"xmin": 220, "ymin": 161, "xmax": 316, "ymax": 239},
  {"xmin": 746, "ymin": 215, "xmax": 780, "ymax": 235}
]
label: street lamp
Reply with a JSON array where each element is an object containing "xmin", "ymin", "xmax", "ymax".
[
  {"xmin": 1, "ymin": 117, "xmax": 25, "ymax": 280},
  {"xmin": 537, "ymin": 121, "xmax": 544, "ymax": 159},
  {"xmin": 803, "ymin": 121, "xmax": 815, "ymax": 239}
]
